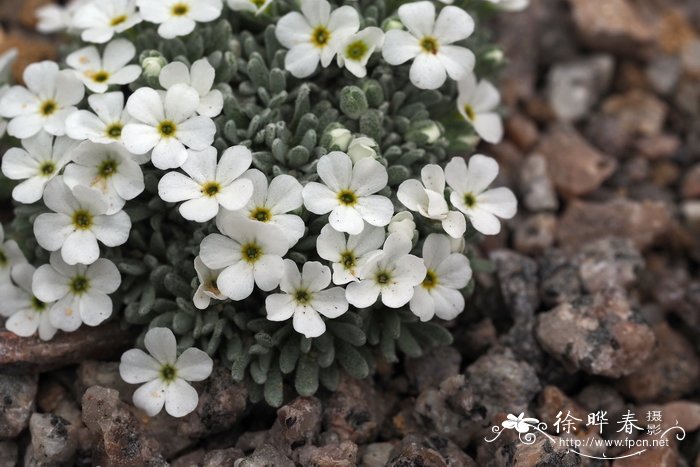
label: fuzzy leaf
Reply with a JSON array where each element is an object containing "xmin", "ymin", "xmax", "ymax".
[{"xmin": 295, "ymin": 354, "xmax": 319, "ymax": 396}]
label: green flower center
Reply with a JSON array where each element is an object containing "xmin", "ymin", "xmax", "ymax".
[
  {"xmin": 464, "ymin": 104, "xmax": 476, "ymax": 122},
  {"xmin": 40, "ymin": 100, "xmax": 58, "ymax": 117},
  {"xmin": 110, "ymin": 15, "xmax": 128, "ymax": 26},
  {"xmin": 340, "ymin": 251, "xmax": 355, "ymax": 270},
  {"xmin": 311, "ymin": 26, "xmax": 331, "ymax": 48},
  {"xmin": 201, "ymin": 182, "xmax": 220, "ymax": 197},
  {"xmin": 106, "ymin": 123, "xmax": 123, "ymax": 139},
  {"xmin": 31, "ymin": 296, "xmax": 47, "ymax": 312},
  {"xmin": 89, "ymin": 70, "xmax": 110, "ymax": 83},
  {"xmin": 294, "ymin": 289, "xmax": 311, "ymax": 304},
  {"xmin": 251, "ymin": 0, "xmax": 266, "ymax": 6},
  {"xmin": 0, "ymin": 249, "xmax": 7, "ymax": 266},
  {"xmin": 337, "ymin": 190, "xmax": 357, "ymax": 206},
  {"xmin": 345, "ymin": 40, "xmax": 368, "ymax": 61},
  {"xmin": 70, "ymin": 275, "xmax": 90, "ymax": 295},
  {"xmin": 159, "ymin": 364, "xmax": 178, "ymax": 382},
  {"xmin": 241, "ymin": 242, "xmax": 263, "ymax": 264},
  {"xmin": 422, "ymin": 270, "xmax": 438, "ymax": 290},
  {"xmin": 250, "ymin": 207, "xmax": 271, "ymax": 222},
  {"xmin": 39, "ymin": 161, "xmax": 56, "ymax": 176},
  {"xmin": 158, "ymin": 121, "xmax": 177, "ymax": 138},
  {"xmin": 72, "ymin": 209, "xmax": 93, "ymax": 230},
  {"xmin": 420, "ymin": 36, "xmax": 439, "ymax": 55},
  {"xmin": 98, "ymin": 159, "xmax": 119, "ymax": 178},
  {"xmin": 375, "ymin": 270, "xmax": 392, "ymax": 285},
  {"xmin": 172, "ymin": 3, "xmax": 189, "ymax": 16},
  {"xmin": 463, "ymin": 192, "xmax": 477, "ymax": 208}
]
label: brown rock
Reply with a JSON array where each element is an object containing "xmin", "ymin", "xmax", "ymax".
[
  {"xmin": 387, "ymin": 436, "xmax": 447, "ymax": 467},
  {"xmin": 360, "ymin": 442, "xmax": 395, "ymax": 467},
  {"xmin": 296, "ymin": 440, "xmax": 358, "ymax": 467},
  {"xmin": 568, "ymin": 0, "xmax": 655, "ymax": 55},
  {"xmin": 537, "ymin": 124, "xmax": 616, "ymax": 197},
  {"xmin": 635, "ymin": 134, "xmax": 680, "ymax": 160},
  {"xmin": 505, "ymin": 113, "xmax": 539, "ymax": 151},
  {"xmin": 237, "ymin": 444, "xmax": 294, "ymax": 467},
  {"xmin": 25, "ymin": 413, "xmax": 78, "ymax": 467},
  {"xmin": 81, "ymin": 386, "xmax": 167, "ymax": 467},
  {"xmin": 514, "ymin": 213, "xmax": 557, "ymax": 256},
  {"xmin": 491, "ymin": 249, "xmax": 540, "ymax": 321},
  {"xmin": 557, "ymin": 198, "xmax": 672, "ymax": 250},
  {"xmin": 324, "ymin": 375, "xmax": 386, "ymax": 444},
  {"xmin": 0, "ymin": 0, "xmax": 52, "ymax": 28},
  {"xmin": 682, "ymin": 164, "xmax": 700, "ymax": 199},
  {"xmin": 0, "ymin": 441, "xmax": 17, "ymax": 467},
  {"xmin": 272, "ymin": 396, "xmax": 322, "ymax": 452},
  {"xmin": 518, "ymin": 153, "xmax": 559, "ymax": 212},
  {"xmin": 0, "ymin": 371, "xmax": 37, "ymax": 439},
  {"xmin": 493, "ymin": 5, "xmax": 538, "ymax": 105},
  {"xmin": 575, "ymin": 238, "xmax": 643, "ymax": 293},
  {"xmin": 76, "ymin": 361, "xmax": 135, "ymax": 403},
  {"xmin": 0, "ymin": 323, "xmax": 137, "ymax": 370},
  {"xmin": 0, "ymin": 30, "xmax": 58, "ymax": 83},
  {"xmin": 404, "ymin": 346, "xmax": 461, "ymax": 392},
  {"xmin": 637, "ymin": 401, "xmax": 700, "ymax": 433},
  {"xmin": 601, "ymin": 90, "xmax": 668, "ymax": 139},
  {"xmin": 202, "ymin": 448, "xmax": 244, "ymax": 467},
  {"xmin": 613, "ymin": 445, "xmax": 679, "ymax": 467},
  {"xmin": 535, "ymin": 289, "xmax": 655, "ymax": 378},
  {"xmin": 618, "ymin": 323, "xmax": 700, "ymax": 402}
]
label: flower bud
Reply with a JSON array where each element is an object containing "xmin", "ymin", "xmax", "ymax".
[
  {"xmin": 328, "ymin": 128, "xmax": 352, "ymax": 151},
  {"xmin": 347, "ymin": 136, "xmax": 377, "ymax": 163},
  {"xmin": 388, "ymin": 212, "xmax": 416, "ymax": 241},
  {"xmin": 141, "ymin": 52, "xmax": 167, "ymax": 78}
]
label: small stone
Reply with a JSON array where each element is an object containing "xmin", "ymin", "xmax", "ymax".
[
  {"xmin": 576, "ymin": 384, "xmax": 626, "ymax": 416},
  {"xmin": 537, "ymin": 124, "xmax": 616, "ymax": 197},
  {"xmin": 81, "ymin": 386, "xmax": 167, "ymax": 467},
  {"xmin": 575, "ymin": 238, "xmax": 643, "ymax": 293},
  {"xmin": 0, "ymin": 441, "xmax": 17, "ymax": 467},
  {"xmin": 618, "ymin": 323, "xmax": 700, "ymax": 403},
  {"xmin": 613, "ymin": 445, "xmax": 679, "ymax": 467},
  {"xmin": 601, "ymin": 90, "xmax": 668, "ymax": 139},
  {"xmin": 237, "ymin": 444, "xmax": 294, "ymax": 467},
  {"xmin": 0, "ymin": 31, "xmax": 57, "ymax": 83},
  {"xmin": 514, "ymin": 213, "xmax": 557, "ymax": 256},
  {"xmin": 465, "ymin": 348, "xmax": 540, "ymax": 421},
  {"xmin": 0, "ymin": 323, "xmax": 136, "ymax": 370},
  {"xmin": 682, "ymin": 39, "xmax": 700, "ymax": 78},
  {"xmin": 76, "ymin": 361, "xmax": 135, "ymax": 403},
  {"xmin": 557, "ymin": 198, "xmax": 672, "ymax": 250},
  {"xmin": 535, "ymin": 289, "xmax": 655, "ymax": 378},
  {"xmin": 202, "ymin": 448, "xmax": 244, "ymax": 467},
  {"xmin": 272, "ymin": 396, "xmax": 322, "ymax": 452},
  {"xmin": 361, "ymin": 442, "xmax": 395, "ymax": 467},
  {"xmin": 504, "ymin": 113, "xmax": 539, "ymax": 151},
  {"xmin": 683, "ymin": 201, "xmax": 700, "ymax": 233},
  {"xmin": 538, "ymin": 249, "xmax": 583, "ymax": 307},
  {"xmin": 639, "ymin": 401, "xmax": 700, "ymax": 433},
  {"xmin": 490, "ymin": 250, "xmax": 540, "ymax": 321},
  {"xmin": 646, "ymin": 55, "xmax": 682, "ymax": 96},
  {"xmin": 25, "ymin": 413, "xmax": 78, "ymax": 467},
  {"xmin": 546, "ymin": 54, "xmax": 614, "ymax": 121},
  {"xmin": 635, "ymin": 134, "xmax": 681, "ymax": 160},
  {"xmin": 0, "ymin": 371, "xmax": 37, "ymax": 439},
  {"xmin": 682, "ymin": 164, "xmax": 700, "ymax": 199},
  {"xmin": 518, "ymin": 154, "xmax": 559, "ymax": 212},
  {"xmin": 171, "ymin": 449, "xmax": 205, "ymax": 467},
  {"xmin": 462, "ymin": 319, "xmax": 498, "ymax": 358},
  {"xmin": 387, "ymin": 436, "xmax": 447, "ymax": 467},
  {"xmin": 493, "ymin": 5, "xmax": 538, "ymax": 105},
  {"xmin": 567, "ymin": 0, "xmax": 654, "ymax": 55},
  {"xmin": 404, "ymin": 346, "xmax": 461, "ymax": 392},
  {"xmin": 324, "ymin": 375, "xmax": 386, "ymax": 444},
  {"xmin": 295, "ymin": 440, "xmax": 358, "ymax": 467}
]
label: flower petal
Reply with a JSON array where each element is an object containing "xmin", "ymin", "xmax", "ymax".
[
  {"xmin": 145, "ymin": 327, "xmax": 177, "ymax": 365},
  {"xmin": 175, "ymin": 347, "xmax": 213, "ymax": 381},
  {"xmin": 120, "ymin": 348, "xmax": 161, "ymax": 383}
]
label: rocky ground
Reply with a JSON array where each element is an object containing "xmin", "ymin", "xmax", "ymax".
[{"xmin": 2, "ymin": 0, "xmax": 700, "ymax": 465}]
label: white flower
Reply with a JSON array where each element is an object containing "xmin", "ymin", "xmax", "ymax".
[
  {"xmin": 1, "ymin": 132, "xmax": 79, "ymax": 204},
  {"xmin": 316, "ymin": 223, "xmax": 384, "ymax": 285},
  {"xmin": 0, "ymin": 61, "xmax": 84, "ymax": 139},
  {"xmin": 457, "ymin": 73, "xmax": 503, "ymax": 144},
  {"xmin": 347, "ymin": 136, "xmax": 377, "ymax": 163},
  {"xmin": 199, "ymin": 212, "xmax": 290, "ymax": 301},
  {"xmin": 73, "ymin": 0, "xmax": 143, "ymax": 44},
  {"xmin": 236, "ymin": 170, "xmax": 305, "ymax": 248},
  {"xmin": 67, "ymin": 39, "xmax": 142, "ymax": 94},
  {"xmin": 486, "ymin": 0, "xmax": 529, "ymax": 11},
  {"xmin": 119, "ymin": 327, "xmax": 213, "ymax": 417},
  {"xmin": 36, "ymin": 0, "xmax": 88, "ymax": 33},
  {"xmin": 409, "ymin": 233, "xmax": 471, "ymax": 321},
  {"xmin": 33, "ymin": 251, "xmax": 121, "ymax": 331},
  {"xmin": 159, "ymin": 59, "xmax": 223, "ymax": 118},
  {"xmin": 382, "ymin": 1, "xmax": 475, "ymax": 90},
  {"xmin": 0, "ymin": 224, "xmax": 27, "ymax": 284},
  {"xmin": 345, "ymin": 233, "xmax": 426, "ymax": 309},
  {"xmin": 193, "ymin": 256, "xmax": 225, "ymax": 310},
  {"xmin": 337, "ymin": 27, "xmax": 384, "ymax": 78},
  {"xmin": 64, "ymin": 142, "xmax": 145, "ymax": 215},
  {"xmin": 34, "ymin": 177, "xmax": 131, "ymax": 265},
  {"xmin": 65, "ymin": 92, "xmax": 133, "ymax": 146},
  {"xmin": 137, "ymin": 0, "xmax": 223, "ymax": 39},
  {"xmin": 302, "ymin": 151, "xmax": 393, "ymax": 235},
  {"xmin": 122, "ymin": 84, "xmax": 216, "ymax": 169},
  {"xmin": 388, "ymin": 211, "xmax": 416, "ymax": 240},
  {"xmin": 266, "ymin": 260, "xmax": 348, "ymax": 338},
  {"xmin": 2, "ymin": 264, "xmax": 58, "ymax": 341},
  {"xmin": 0, "ymin": 48, "xmax": 16, "ymax": 137},
  {"xmin": 275, "ymin": 0, "xmax": 360, "ymax": 78},
  {"xmin": 397, "ymin": 164, "xmax": 466, "ymax": 239},
  {"xmin": 227, "ymin": 0, "xmax": 272, "ymax": 15},
  {"xmin": 445, "ymin": 155, "xmax": 517, "ymax": 235},
  {"xmin": 158, "ymin": 145, "xmax": 254, "ymax": 222}
]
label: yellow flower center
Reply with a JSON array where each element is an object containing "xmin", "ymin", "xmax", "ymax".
[
  {"xmin": 98, "ymin": 159, "xmax": 119, "ymax": 178},
  {"xmin": 171, "ymin": 3, "xmax": 189, "ymax": 16},
  {"xmin": 464, "ymin": 104, "xmax": 476, "ymax": 122},
  {"xmin": 294, "ymin": 289, "xmax": 311, "ymax": 304},
  {"xmin": 422, "ymin": 270, "xmax": 439, "ymax": 290},
  {"xmin": 110, "ymin": 15, "xmax": 128, "ymax": 26},
  {"xmin": 250, "ymin": 207, "xmax": 271, "ymax": 222},
  {"xmin": 158, "ymin": 120, "xmax": 177, "ymax": 138},
  {"xmin": 375, "ymin": 270, "xmax": 392, "ymax": 285},
  {"xmin": 241, "ymin": 242, "xmax": 263, "ymax": 264},
  {"xmin": 311, "ymin": 26, "xmax": 331, "ymax": 48},
  {"xmin": 337, "ymin": 189, "xmax": 357, "ymax": 206},
  {"xmin": 39, "ymin": 161, "xmax": 56, "ymax": 176},
  {"xmin": 106, "ymin": 123, "xmax": 123, "ymax": 139},
  {"xmin": 69, "ymin": 275, "xmax": 90, "ymax": 295},
  {"xmin": 72, "ymin": 209, "xmax": 93, "ymax": 230},
  {"xmin": 463, "ymin": 192, "xmax": 477, "ymax": 208},
  {"xmin": 159, "ymin": 364, "xmax": 178, "ymax": 382},
  {"xmin": 251, "ymin": 0, "xmax": 266, "ymax": 6},
  {"xmin": 420, "ymin": 36, "xmax": 439, "ymax": 55},
  {"xmin": 340, "ymin": 251, "xmax": 355, "ymax": 270},
  {"xmin": 40, "ymin": 100, "xmax": 58, "ymax": 117},
  {"xmin": 345, "ymin": 40, "xmax": 368, "ymax": 61},
  {"xmin": 201, "ymin": 182, "xmax": 221, "ymax": 198},
  {"xmin": 88, "ymin": 70, "xmax": 110, "ymax": 83}
]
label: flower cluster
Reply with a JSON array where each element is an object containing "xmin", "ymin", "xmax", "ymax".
[{"xmin": 1, "ymin": 0, "xmax": 524, "ymax": 414}]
